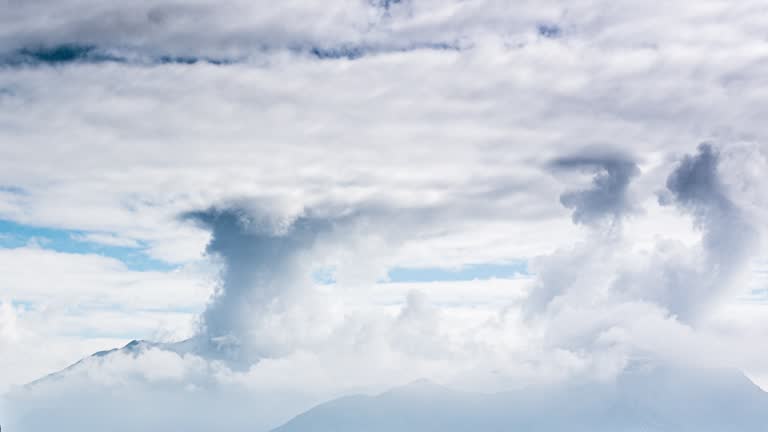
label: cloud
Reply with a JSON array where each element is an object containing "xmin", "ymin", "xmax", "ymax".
[
  {"xmin": 3, "ymin": 2, "xmax": 768, "ymax": 430},
  {"xmin": 0, "ymin": 301, "xmax": 19, "ymax": 345},
  {"xmin": 0, "ymin": 246, "xmax": 213, "ymax": 392},
  {"xmin": 5, "ymin": 206, "xmax": 768, "ymax": 431},
  {"xmin": 182, "ymin": 206, "xmax": 340, "ymax": 365},
  {"xmin": 664, "ymin": 144, "xmax": 727, "ymax": 209},
  {"xmin": 71, "ymin": 232, "xmax": 141, "ymax": 248},
  {"xmin": 650, "ymin": 143, "xmax": 760, "ymax": 319},
  {"xmin": 0, "ymin": 0, "xmax": 559, "ymax": 63},
  {"xmin": 178, "ymin": 203, "xmax": 450, "ymax": 367},
  {"xmin": 2, "ymin": 345, "xmax": 319, "ymax": 432},
  {"xmin": 526, "ymin": 143, "xmax": 762, "ymax": 346},
  {"xmin": 0, "ymin": 246, "xmax": 211, "ymax": 310},
  {"xmin": 550, "ymin": 149, "xmax": 640, "ymax": 226},
  {"xmin": 662, "ymin": 143, "xmax": 757, "ymax": 257}
]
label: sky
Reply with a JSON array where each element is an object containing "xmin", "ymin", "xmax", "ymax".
[{"xmin": 1, "ymin": 0, "xmax": 768, "ymax": 430}]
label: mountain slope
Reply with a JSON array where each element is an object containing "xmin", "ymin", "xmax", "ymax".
[
  {"xmin": 273, "ymin": 366, "xmax": 768, "ymax": 432},
  {"xmin": 25, "ymin": 334, "xmax": 254, "ymax": 389},
  {"xmin": 17, "ymin": 341, "xmax": 768, "ymax": 432}
]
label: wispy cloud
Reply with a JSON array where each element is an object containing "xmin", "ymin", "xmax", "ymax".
[{"xmin": 71, "ymin": 232, "xmax": 141, "ymax": 248}]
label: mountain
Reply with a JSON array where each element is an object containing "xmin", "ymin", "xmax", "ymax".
[
  {"xmin": 273, "ymin": 365, "xmax": 768, "ymax": 432},
  {"xmin": 14, "ymin": 341, "xmax": 768, "ymax": 432},
  {"xmin": 8, "ymin": 338, "xmax": 296, "ymax": 432},
  {"xmin": 25, "ymin": 335, "xmax": 253, "ymax": 389}
]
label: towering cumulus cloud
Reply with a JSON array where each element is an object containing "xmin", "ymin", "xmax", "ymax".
[
  {"xmin": 184, "ymin": 206, "xmax": 337, "ymax": 367},
  {"xmin": 529, "ymin": 144, "xmax": 758, "ymax": 325},
  {"xmin": 664, "ymin": 143, "xmax": 754, "ymax": 256},
  {"xmin": 654, "ymin": 143, "xmax": 759, "ymax": 320},
  {"xmin": 524, "ymin": 150, "xmax": 641, "ymax": 314},
  {"xmin": 550, "ymin": 150, "xmax": 640, "ymax": 227}
]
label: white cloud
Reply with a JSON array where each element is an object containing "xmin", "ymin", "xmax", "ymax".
[
  {"xmin": 0, "ymin": 247, "xmax": 213, "ymax": 392},
  {"xmin": 2, "ymin": 1, "xmax": 768, "ymax": 430},
  {"xmin": 0, "ymin": 301, "xmax": 19, "ymax": 345},
  {"xmin": 0, "ymin": 247, "xmax": 212, "ymax": 309},
  {"xmin": 70, "ymin": 232, "xmax": 140, "ymax": 248}
]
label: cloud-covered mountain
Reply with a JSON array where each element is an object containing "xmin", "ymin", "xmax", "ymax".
[
  {"xmin": 274, "ymin": 366, "xmax": 768, "ymax": 432},
  {"xmin": 5, "ymin": 339, "xmax": 312, "ymax": 432},
  {"xmin": 15, "ymin": 340, "xmax": 768, "ymax": 432}
]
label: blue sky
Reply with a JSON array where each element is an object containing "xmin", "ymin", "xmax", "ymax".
[
  {"xmin": 386, "ymin": 262, "xmax": 528, "ymax": 282},
  {"xmin": 0, "ymin": 219, "xmax": 173, "ymax": 271},
  {"xmin": 0, "ymin": 218, "xmax": 529, "ymax": 281}
]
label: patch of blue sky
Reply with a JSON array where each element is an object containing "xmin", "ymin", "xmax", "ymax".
[
  {"xmin": 10, "ymin": 299, "xmax": 35, "ymax": 310},
  {"xmin": 387, "ymin": 261, "xmax": 529, "ymax": 283},
  {"xmin": 747, "ymin": 288, "xmax": 768, "ymax": 302},
  {"xmin": 312, "ymin": 267, "xmax": 337, "ymax": 285},
  {"xmin": 735, "ymin": 287, "xmax": 768, "ymax": 304},
  {"xmin": 0, "ymin": 219, "xmax": 175, "ymax": 272},
  {"xmin": 313, "ymin": 261, "xmax": 529, "ymax": 284}
]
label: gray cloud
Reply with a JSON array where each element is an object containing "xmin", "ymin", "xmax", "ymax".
[
  {"xmin": 651, "ymin": 143, "xmax": 759, "ymax": 319},
  {"xmin": 0, "ymin": 0, "xmax": 571, "ymax": 66},
  {"xmin": 663, "ymin": 143, "xmax": 734, "ymax": 228},
  {"xmin": 663, "ymin": 143, "xmax": 756, "ymax": 258},
  {"xmin": 602, "ymin": 144, "xmax": 760, "ymax": 322},
  {"xmin": 528, "ymin": 144, "xmax": 760, "ymax": 325},
  {"xmin": 0, "ymin": 1, "xmax": 460, "ymax": 65},
  {"xmin": 182, "ymin": 206, "xmax": 339, "ymax": 365},
  {"xmin": 550, "ymin": 150, "xmax": 640, "ymax": 226}
]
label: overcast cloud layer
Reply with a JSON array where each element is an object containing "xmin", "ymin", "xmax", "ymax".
[{"xmin": 2, "ymin": 1, "xmax": 768, "ymax": 431}]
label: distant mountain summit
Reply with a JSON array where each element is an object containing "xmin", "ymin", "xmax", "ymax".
[
  {"xmin": 26, "ymin": 335, "xmax": 254, "ymax": 389},
  {"xmin": 273, "ymin": 366, "xmax": 768, "ymax": 432}
]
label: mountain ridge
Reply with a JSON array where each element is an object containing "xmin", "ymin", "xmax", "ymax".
[
  {"xmin": 20, "ymin": 341, "xmax": 768, "ymax": 432},
  {"xmin": 272, "ymin": 365, "xmax": 768, "ymax": 432}
]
